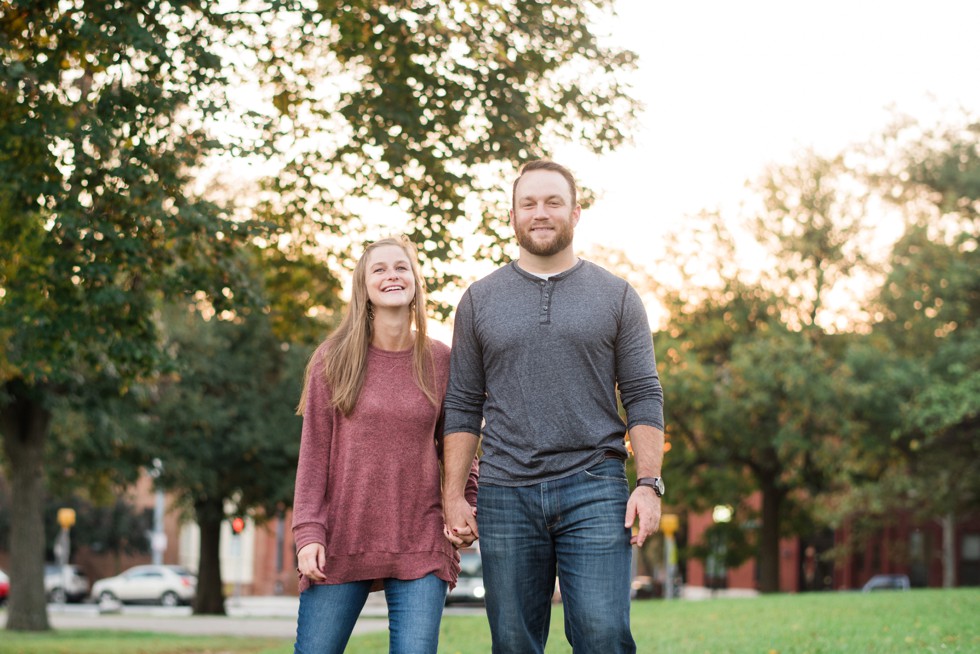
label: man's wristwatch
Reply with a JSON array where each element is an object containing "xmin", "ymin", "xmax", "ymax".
[{"xmin": 636, "ymin": 477, "xmax": 665, "ymax": 497}]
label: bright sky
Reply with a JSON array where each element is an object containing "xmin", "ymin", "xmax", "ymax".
[{"xmin": 566, "ymin": 0, "xmax": 980, "ymax": 272}]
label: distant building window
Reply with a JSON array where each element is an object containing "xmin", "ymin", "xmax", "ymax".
[
  {"xmin": 960, "ymin": 534, "xmax": 980, "ymax": 586},
  {"xmin": 962, "ymin": 534, "xmax": 980, "ymax": 561}
]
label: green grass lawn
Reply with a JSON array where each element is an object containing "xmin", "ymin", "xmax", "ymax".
[
  {"xmin": 0, "ymin": 629, "xmax": 289, "ymax": 654},
  {"xmin": 367, "ymin": 588, "xmax": 980, "ymax": 654},
  {"xmin": 2, "ymin": 589, "xmax": 977, "ymax": 653}
]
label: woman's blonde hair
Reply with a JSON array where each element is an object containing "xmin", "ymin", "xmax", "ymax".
[{"xmin": 296, "ymin": 236, "xmax": 436, "ymax": 416}]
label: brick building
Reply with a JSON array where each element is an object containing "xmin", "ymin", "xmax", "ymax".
[{"xmin": 683, "ymin": 492, "xmax": 980, "ymax": 593}]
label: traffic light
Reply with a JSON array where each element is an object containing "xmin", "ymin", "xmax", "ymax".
[{"xmin": 231, "ymin": 516, "xmax": 245, "ymax": 535}]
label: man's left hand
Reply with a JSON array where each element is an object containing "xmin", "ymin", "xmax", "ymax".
[{"xmin": 625, "ymin": 486, "xmax": 661, "ymax": 547}]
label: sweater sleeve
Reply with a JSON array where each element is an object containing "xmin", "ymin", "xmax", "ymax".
[
  {"xmin": 464, "ymin": 456, "xmax": 480, "ymax": 507},
  {"xmin": 615, "ymin": 284, "xmax": 665, "ymax": 431},
  {"xmin": 292, "ymin": 353, "xmax": 332, "ymax": 552}
]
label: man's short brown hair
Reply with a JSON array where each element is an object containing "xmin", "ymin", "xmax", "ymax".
[{"xmin": 512, "ymin": 160, "xmax": 578, "ymax": 210}]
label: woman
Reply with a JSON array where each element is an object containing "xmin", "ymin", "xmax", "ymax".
[{"xmin": 292, "ymin": 236, "xmax": 478, "ymax": 653}]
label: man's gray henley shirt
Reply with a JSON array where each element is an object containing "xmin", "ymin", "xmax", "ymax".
[{"xmin": 443, "ymin": 259, "xmax": 664, "ymax": 486}]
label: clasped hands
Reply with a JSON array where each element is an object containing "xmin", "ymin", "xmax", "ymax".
[{"xmin": 443, "ymin": 495, "xmax": 478, "ymax": 549}]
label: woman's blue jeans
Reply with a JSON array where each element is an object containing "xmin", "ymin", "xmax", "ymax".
[
  {"xmin": 294, "ymin": 573, "xmax": 447, "ymax": 653},
  {"xmin": 478, "ymin": 457, "xmax": 636, "ymax": 654}
]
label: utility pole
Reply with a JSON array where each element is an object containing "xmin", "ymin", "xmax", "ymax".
[
  {"xmin": 661, "ymin": 513, "xmax": 679, "ymax": 600},
  {"xmin": 149, "ymin": 458, "xmax": 167, "ymax": 565},
  {"xmin": 55, "ymin": 508, "xmax": 76, "ymax": 604}
]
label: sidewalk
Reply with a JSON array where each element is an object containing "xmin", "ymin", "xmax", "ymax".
[
  {"xmin": 223, "ymin": 592, "xmax": 389, "ymax": 618},
  {"xmin": 2, "ymin": 594, "xmax": 390, "ymax": 639},
  {"xmin": 680, "ymin": 585, "xmax": 760, "ymax": 600}
]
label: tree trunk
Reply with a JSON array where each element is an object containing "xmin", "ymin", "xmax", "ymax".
[
  {"xmin": 941, "ymin": 513, "xmax": 956, "ymax": 589},
  {"xmin": 0, "ymin": 381, "xmax": 52, "ymax": 631},
  {"xmin": 757, "ymin": 478, "xmax": 784, "ymax": 593},
  {"xmin": 192, "ymin": 499, "xmax": 226, "ymax": 615}
]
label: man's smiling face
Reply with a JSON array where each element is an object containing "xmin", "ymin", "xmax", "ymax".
[{"xmin": 510, "ymin": 169, "xmax": 580, "ymax": 257}]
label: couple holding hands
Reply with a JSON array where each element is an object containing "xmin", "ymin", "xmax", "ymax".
[{"xmin": 292, "ymin": 160, "xmax": 666, "ymax": 654}]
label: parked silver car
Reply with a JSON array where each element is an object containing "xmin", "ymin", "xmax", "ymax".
[
  {"xmin": 91, "ymin": 564, "xmax": 197, "ymax": 607},
  {"xmin": 44, "ymin": 564, "xmax": 90, "ymax": 603},
  {"xmin": 446, "ymin": 549, "xmax": 485, "ymax": 605},
  {"xmin": 862, "ymin": 573, "xmax": 911, "ymax": 592}
]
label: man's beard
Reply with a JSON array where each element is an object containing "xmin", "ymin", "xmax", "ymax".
[{"xmin": 515, "ymin": 219, "xmax": 575, "ymax": 256}]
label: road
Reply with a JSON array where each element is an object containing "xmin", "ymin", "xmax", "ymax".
[
  {"xmin": 1, "ymin": 596, "xmax": 380, "ymax": 639},
  {"xmin": 0, "ymin": 595, "xmax": 486, "ymax": 639}
]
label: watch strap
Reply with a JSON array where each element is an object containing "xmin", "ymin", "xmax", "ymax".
[{"xmin": 636, "ymin": 476, "xmax": 665, "ymax": 497}]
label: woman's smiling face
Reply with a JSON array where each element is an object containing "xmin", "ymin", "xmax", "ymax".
[{"xmin": 365, "ymin": 244, "xmax": 417, "ymax": 310}]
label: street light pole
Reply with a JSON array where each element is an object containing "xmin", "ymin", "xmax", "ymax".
[
  {"xmin": 149, "ymin": 458, "xmax": 167, "ymax": 566},
  {"xmin": 661, "ymin": 513, "xmax": 679, "ymax": 600},
  {"xmin": 55, "ymin": 508, "xmax": 76, "ymax": 604},
  {"xmin": 710, "ymin": 505, "xmax": 733, "ymax": 595}
]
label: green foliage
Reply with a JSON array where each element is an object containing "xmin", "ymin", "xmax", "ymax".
[
  {"xmin": 0, "ymin": 0, "xmax": 262, "ymax": 389},
  {"xmin": 41, "ymin": 498, "xmax": 151, "ymax": 560},
  {"xmin": 253, "ymin": 0, "xmax": 639, "ymax": 312},
  {"xmin": 818, "ymin": 115, "xmax": 980, "ymax": 577},
  {"xmin": 659, "ymin": 129, "xmax": 978, "ymax": 589},
  {"xmin": 137, "ymin": 305, "xmax": 309, "ymax": 519},
  {"xmin": 908, "ymin": 337, "xmax": 980, "ymax": 440},
  {"xmin": 752, "ymin": 152, "xmax": 871, "ymax": 331},
  {"xmin": 259, "ymin": 246, "xmax": 344, "ymax": 345},
  {"xmin": 685, "ymin": 514, "xmax": 757, "ymax": 572},
  {"xmin": 1, "ymin": 0, "xmax": 260, "ymax": 615},
  {"xmin": 42, "ymin": 382, "xmax": 154, "ymax": 502},
  {"xmin": 873, "ymin": 116, "xmax": 980, "ymax": 221},
  {"xmin": 873, "ymin": 223, "xmax": 978, "ymax": 353},
  {"xmin": 116, "ymin": 304, "xmax": 309, "ymax": 611},
  {"xmin": 658, "ymin": 156, "xmax": 864, "ymax": 591}
]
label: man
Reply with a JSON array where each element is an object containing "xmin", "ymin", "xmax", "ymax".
[{"xmin": 442, "ymin": 160, "xmax": 665, "ymax": 653}]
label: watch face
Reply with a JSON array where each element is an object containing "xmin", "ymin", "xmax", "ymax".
[{"xmin": 639, "ymin": 477, "xmax": 665, "ymax": 497}]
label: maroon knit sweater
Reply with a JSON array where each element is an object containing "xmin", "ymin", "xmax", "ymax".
[{"xmin": 292, "ymin": 339, "xmax": 478, "ymax": 593}]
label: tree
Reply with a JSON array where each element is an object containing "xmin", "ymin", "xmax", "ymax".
[
  {"xmin": 851, "ymin": 156, "xmax": 977, "ymax": 583},
  {"xmin": 814, "ymin": 115, "xmax": 979, "ymax": 587},
  {"xmin": 133, "ymin": 304, "xmax": 308, "ymax": 614},
  {"xmin": 827, "ymin": 226, "xmax": 979, "ymax": 586},
  {"xmin": 661, "ymin": 291, "xmax": 852, "ymax": 592},
  {"xmin": 252, "ymin": 0, "xmax": 640, "ymax": 308},
  {"xmin": 658, "ymin": 152, "xmax": 869, "ymax": 592},
  {"xmin": 0, "ymin": 0, "xmax": 258, "ymax": 630},
  {"xmin": 2, "ymin": 0, "xmax": 639, "ymax": 628}
]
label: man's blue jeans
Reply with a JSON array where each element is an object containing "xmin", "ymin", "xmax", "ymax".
[
  {"xmin": 294, "ymin": 573, "xmax": 447, "ymax": 653},
  {"xmin": 477, "ymin": 457, "xmax": 636, "ymax": 653}
]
